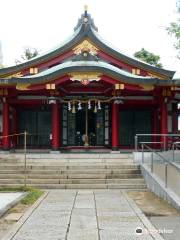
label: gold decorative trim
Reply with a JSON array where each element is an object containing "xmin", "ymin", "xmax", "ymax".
[
  {"xmin": 132, "ymin": 68, "xmax": 140, "ymax": 75},
  {"xmin": 73, "ymin": 40, "xmax": 99, "ymax": 55},
  {"xmin": 16, "ymin": 83, "xmax": 30, "ymax": 90},
  {"xmin": 115, "ymin": 83, "xmax": 124, "ymax": 90},
  {"xmin": 162, "ymin": 88, "xmax": 171, "ymax": 97},
  {"xmin": 139, "ymin": 84, "xmax": 154, "ymax": 91},
  {"xmin": 46, "ymin": 83, "xmax": 56, "ymax": 90},
  {"xmin": 147, "ymin": 72, "xmax": 165, "ymax": 80},
  {"xmin": 30, "ymin": 67, "xmax": 38, "ymax": 74},
  {"xmin": 4, "ymin": 72, "xmax": 23, "ymax": 79},
  {"xmin": 69, "ymin": 72, "xmax": 101, "ymax": 85},
  {"xmin": 0, "ymin": 89, "xmax": 8, "ymax": 96}
]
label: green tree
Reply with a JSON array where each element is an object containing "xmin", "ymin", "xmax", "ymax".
[
  {"xmin": 15, "ymin": 47, "xmax": 39, "ymax": 64},
  {"xmin": 134, "ymin": 48, "xmax": 162, "ymax": 68},
  {"xmin": 166, "ymin": 0, "xmax": 180, "ymax": 58}
]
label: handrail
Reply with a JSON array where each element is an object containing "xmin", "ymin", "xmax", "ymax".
[
  {"xmin": 172, "ymin": 141, "xmax": 180, "ymax": 162},
  {"xmin": 140, "ymin": 142, "xmax": 180, "ymax": 189},
  {"xmin": 135, "ymin": 133, "xmax": 180, "ymax": 151},
  {"xmin": 0, "ymin": 132, "xmax": 27, "ymax": 187}
]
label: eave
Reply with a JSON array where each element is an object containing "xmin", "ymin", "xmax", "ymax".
[{"xmin": 0, "ymin": 61, "xmax": 166, "ymax": 86}]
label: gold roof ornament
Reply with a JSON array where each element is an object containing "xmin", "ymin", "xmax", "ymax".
[
  {"xmin": 84, "ymin": 5, "xmax": 88, "ymax": 11},
  {"xmin": 140, "ymin": 84, "xmax": 154, "ymax": 91},
  {"xmin": 73, "ymin": 40, "xmax": 99, "ymax": 55},
  {"xmin": 4, "ymin": 72, "xmax": 23, "ymax": 79},
  {"xmin": 16, "ymin": 83, "xmax": 30, "ymax": 90},
  {"xmin": 69, "ymin": 72, "xmax": 101, "ymax": 85},
  {"xmin": 147, "ymin": 72, "xmax": 165, "ymax": 80}
]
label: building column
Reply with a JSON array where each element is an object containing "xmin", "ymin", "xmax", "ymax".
[
  {"xmin": 160, "ymin": 99, "xmax": 168, "ymax": 148},
  {"xmin": 111, "ymin": 101, "xmax": 119, "ymax": 150},
  {"xmin": 13, "ymin": 108, "xmax": 18, "ymax": 148},
  {"xmin": 2, "ymin": 101, "xmax": 10, "ymax": 150},
  {"xmin": 51, "ymin": 102, "xmax": 60, "ymax": 150},
  {"xmin": 152, "ymin": 108, "xmax": 158, "ymax": 147}
]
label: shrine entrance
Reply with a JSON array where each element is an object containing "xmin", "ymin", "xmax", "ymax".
[{"xmin": 62, "ymin": 103, "xmax": 110, "ymax": 147}]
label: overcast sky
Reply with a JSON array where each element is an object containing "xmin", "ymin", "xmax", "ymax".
[{"xmin": 0, "ymin": 0, "xmax": 179, "ymax": 75}]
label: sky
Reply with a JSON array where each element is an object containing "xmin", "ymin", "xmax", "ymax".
[{"xmin": 0, "ymin": 0, "xmax": 179, "ymax": 76}]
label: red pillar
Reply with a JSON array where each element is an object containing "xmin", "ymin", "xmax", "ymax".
[
  {"xmin": 2, "ymin": 102, "xmax": 10, "ymax": 150},
  {"xmin": 152, "ymin": 109, "xmax": 158, "ymax": 147},
  {"xmin": 51, "ymin": 102, "xmax": 60, "ymax": 150},
  {"xmin": 13, "ymin": 108, "xmax": 18, "ymax": 148},
  {"xmin": 160, "ymin": 99, "xmax": 168, "ymax": 147},
  {"xmin": 112, "ymin": 102, "xmax": 119, "ymax": 150}
]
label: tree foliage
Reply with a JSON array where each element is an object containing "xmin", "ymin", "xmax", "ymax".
[
  {"xmin": 15, "ymin": 47, "xmax": 39, "ymax": 64},
  {"xmin": 166, "ymin": 0, "xmax": 180, "ymax": 58},
  {"xmin": 134, "ymin": 48, "xmax": 162, "ymax": 68}
]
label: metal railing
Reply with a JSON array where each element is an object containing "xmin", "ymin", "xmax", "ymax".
[
  {"xmin": 172, "ymin": 142, "xmax": 180, "ymax": 162},
  {"xmin": 141, "ymin": 142, "xmax": 180, "ymax": 193},
  {"xmin": 135, "ymin": 134, "xmax": 180, "ymax": 151}
]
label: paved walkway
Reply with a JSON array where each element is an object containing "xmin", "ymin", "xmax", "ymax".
[{"xmin": 7, "ymin": 190, "xmax": 163, "ymax": 240}]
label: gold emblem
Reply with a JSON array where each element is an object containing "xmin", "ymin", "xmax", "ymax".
[
  {"xmin": 16, "ymin": 83, "xmax": 30, "ymax": 90},
  {"xmin": 69, "ymin": 72, "xmax": 101, "ymax": 85},
  {"xmin": 73, "ymin": 40, "xmax": 99, "ymax": 55}
]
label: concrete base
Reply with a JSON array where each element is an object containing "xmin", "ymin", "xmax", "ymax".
[
  {"xmin": 0, "ymin": 150, "xmax": 10, "ymax": 154},
  {"xmin": 50, "ymin": 150, "xmax": 61, "ymax": 154},
  {"xmin": 141, "ymin": 164, "xmax": 180, "ymax": 210},
  {"xmin": 111, "ymin": 151, "xmax": 121, "ymax": 154}
]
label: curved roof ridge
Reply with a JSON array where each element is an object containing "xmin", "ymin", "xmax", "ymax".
[
  {"xmin": 89, "ymin": 28, "xmax": 175, "ymax": 79},
  {"xmin": 0, "ymin": 25, "xmax": 83, "ymax": 76}
]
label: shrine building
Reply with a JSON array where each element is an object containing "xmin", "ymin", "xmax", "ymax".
[{"xmin": 0, "ymin": 8, "xmax": 179, "ymax": 151}]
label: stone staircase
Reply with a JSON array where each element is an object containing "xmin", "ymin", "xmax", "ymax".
[{"xmin": 0, "ymin": 153, "xmax": 146, "ymax": 189}]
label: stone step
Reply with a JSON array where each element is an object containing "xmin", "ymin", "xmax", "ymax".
[
  {"xmin": 0, "ymin": 183, "xmax": 147, "ymax": 189},
  {"xmin": 0, "ymin": 178, "xmax": 145, "ymax": 184},
  {"xmin": 0, "ymin": 153, "xmax": 133, "ymax": 159},
  {"xmin": 0, "ymin": 153, "xmax": 146, "ymax": 189},
  {"xmin": 0, "ymin": 169, "xmax": 141, "ymax": 175},
  {"xmin": 0, "ymin": 160, "xmax": 134, "ymax": 165},
  {"xmin": 0, "ymin": 173, "xmax": 142, "ymax": 179},
  {"xmin": 0, "ymin": 165, "xmax": 140, "ymax": 170}
]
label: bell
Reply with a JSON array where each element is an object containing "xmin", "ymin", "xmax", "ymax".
[
  {"xmin": 94, "ymin": 105, "xmax": 97, "ymax": 113},
  {"xmin": 72, "ymin": 104, "xmax": 76, "ymax": 113}
]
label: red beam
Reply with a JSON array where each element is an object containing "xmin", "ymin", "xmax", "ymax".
[{"xmin": 22, "ymin": 51, "xmax": 74, "ymax": 75}]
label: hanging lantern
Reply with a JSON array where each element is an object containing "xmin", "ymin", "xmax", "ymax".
[
  {"xmin": 68, "ymin": 101, "xmax": 71, "ymax": 111},
  {"xmin": 78, "ymin": 101, "xmax": 82, "ymax": 110},
  {"xmin": 88, "ymin": 100, "xmax": 91, "ymax": 109},
  {"xmin": 97, "ymin": 101, "xmax": 101, "ymax": 110}
]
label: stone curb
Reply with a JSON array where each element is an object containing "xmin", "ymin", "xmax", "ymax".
[
  {"xmin": 0, "ymin": 192, "xmax": 27, "ymax": 218},
  {"xmin": 1, "ymin": 190, "xmax": 49, "ymax": 240},
  {"xmin": 123, "ymin": 191, "xmax": 164, "ymax": 240}
]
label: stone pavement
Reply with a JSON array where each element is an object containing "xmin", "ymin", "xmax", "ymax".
[{"xmin": 7, "ymin": 190, "xmax": 164, "ymax": 240}]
